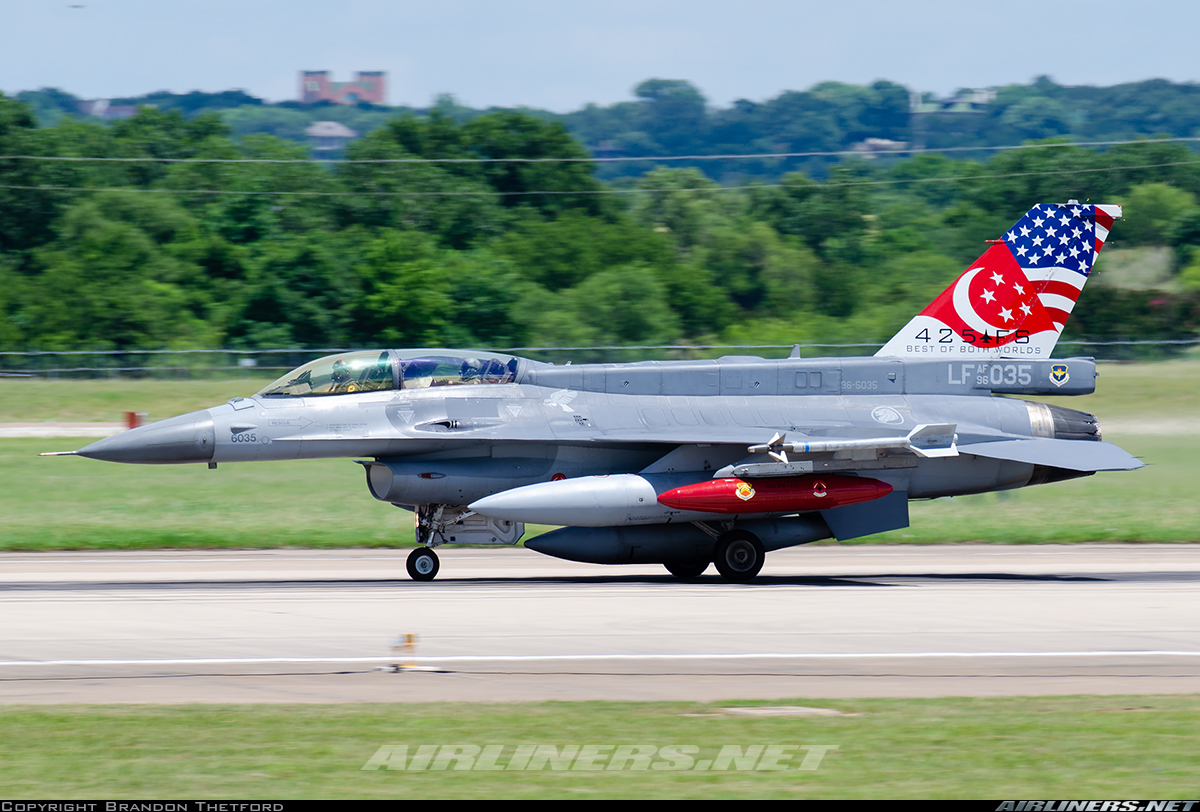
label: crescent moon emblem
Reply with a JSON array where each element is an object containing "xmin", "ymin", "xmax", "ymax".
[{"xmin": 952, "ymin": 267, "xmax": 1008, "ymax": 335}]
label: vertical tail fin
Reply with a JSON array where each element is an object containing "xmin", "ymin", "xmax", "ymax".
[{"xmin": 876, "ymin": 202, "xmax": 1121, "ymax": 358}]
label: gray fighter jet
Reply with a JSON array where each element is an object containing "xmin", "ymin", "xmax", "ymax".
[{"xmin": 45, "ymin": 202, "xmax": 1143, "ymax": 582}]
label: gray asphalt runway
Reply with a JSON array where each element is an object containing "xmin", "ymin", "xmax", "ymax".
[{"xmin": 2, "ymin": 544, "xmax": 1198, "ymax": 703}]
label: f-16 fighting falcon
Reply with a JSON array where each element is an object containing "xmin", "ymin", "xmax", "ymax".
[{"xmin": 45, "ymin": 201, "xmax": 1142, "ymax": 582}]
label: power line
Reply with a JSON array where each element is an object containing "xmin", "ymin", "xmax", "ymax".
[
  {"xmin": 0, "ymin": 137, "xmax": 1197, "ymax": 165},
  {"xmin": 0, "ymin": 343, "xmax": 880, "ymax": 358},
  {"xmin": 4, "ymin": 339, "xmax": 1196, "ymax": 360},
  {"xmin": 2, "ymin": 159, "xmax": 1197, "ymax": 197}
]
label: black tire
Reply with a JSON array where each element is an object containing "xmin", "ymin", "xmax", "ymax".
[
  {"xmin": 664, "ymin": 561, "xmax": 709, "ymax": 579},
  {"xmin": 406, "ymin": 547, "xmax": 440, "ymax": 581},
  {"xmin": 713, "ymin": 531, "xmax": 764, "ymax": 583}
]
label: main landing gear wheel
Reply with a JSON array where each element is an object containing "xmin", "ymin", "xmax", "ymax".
[
  {"xmin": 713, "ymin": 531, "xmax": 765, "ymax": 583},
  {"xmin": 664, "ymin": 561, "xmax": 709, "ymax": 579},
  {"xmin": 406, "ymin": 547, "xmax": 440, "ymax": 581}
]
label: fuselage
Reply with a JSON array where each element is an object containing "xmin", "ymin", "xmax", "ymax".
[{"xmin": 75, "ymin": 350, "xmax": 1102, "ymax": 509}]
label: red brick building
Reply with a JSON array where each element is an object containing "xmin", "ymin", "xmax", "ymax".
[{"xmin": 300, "ymin": 71, "xmax": 386, "ymax": 105}]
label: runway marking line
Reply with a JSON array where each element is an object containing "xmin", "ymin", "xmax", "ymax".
[{"xmin": 2, "ymin": 650, "xmax": 1200, "ymax": 667}]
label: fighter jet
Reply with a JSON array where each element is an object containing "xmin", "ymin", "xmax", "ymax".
[{"xmin": 45, "ymin": 201, "xmax": 1142, "ymax": 582}]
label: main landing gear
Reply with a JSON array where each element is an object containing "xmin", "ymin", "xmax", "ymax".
[
  {"xmin": 406, "ymin": 547, "xmax": 440, "ymax": 581},
  {"xmin": 712, "ymin": 530, "xmax": 765, "ymax": 583},
  {"xmin": 403, "ymin": 527, "xmax": 766, "ymax": 583},
  {"xmin": 663, "ymin": 528, "xmax": 767, "ymax": 583}
]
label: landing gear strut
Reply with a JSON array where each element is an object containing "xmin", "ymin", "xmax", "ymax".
[
  {"xmin": 406, "ymin": 547, "xmax": 440, "ymax": 581},
  {"xmin": 713, "ymin": 530, "xmax": 765, "ymax": 583}
]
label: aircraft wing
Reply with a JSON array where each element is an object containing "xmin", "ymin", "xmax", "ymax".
[
  {"xmin": 960, "ymin": 438, "xmax": 1144, "ymax": 471},
  {"xmin": 586, "ymin": 428, "xmax": 786, "ymax": 445}
]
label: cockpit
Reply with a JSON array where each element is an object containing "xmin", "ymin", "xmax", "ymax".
[{"xmin": 256, "ymin": 350, "xmax": 520, "ymax": 397}]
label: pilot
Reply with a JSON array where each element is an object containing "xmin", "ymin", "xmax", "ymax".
[
  {"xmin": 331, "ymin": 359, "xmax": 354, "ymax": 393},
  {"xmin": 461, "ymin": 359, "xmax": 484, "ymax": 384}
]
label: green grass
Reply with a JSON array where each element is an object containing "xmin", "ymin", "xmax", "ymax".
[
  {"xmin": 3, "ymin": 360, "xmax": 1198, "ymax": 424},
  {"xmin": 866, "ymin": 434, "xmax": 1197, "ymax": 544},
  {"xmin": 0, "ymin": 375, "xmax": 274, "ymax": 424},
  {"xmin": 0, "ymin": 697, "xmax": 1196, "ymax": 798},
  {"xmin": 1, "ymin": 439, "xmax": 405, "ymax": 549},
  {"xmin": 2, "ymin": 361, "xmax": 1196, "ymax": 549},
  {"xmin": 1038, "ymin": 359, "xmax": 1200, "ymax": 421},
  {"xmin": 1, "ymin": 433, "xmax": 1192, "ymax": 549}
]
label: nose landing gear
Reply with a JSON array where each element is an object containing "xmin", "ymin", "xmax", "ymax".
[{"xmin": 406, "ymin": 547, "xmax": 440, "ymax": 581}]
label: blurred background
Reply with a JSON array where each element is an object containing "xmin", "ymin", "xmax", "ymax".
[
  {"xmin": 3, "ymin": 2, "xmax": 1200, "ymax": 373},
  {"xmin": 2, "ymin": 0, "xmax": 1199, "ymax": 551}
]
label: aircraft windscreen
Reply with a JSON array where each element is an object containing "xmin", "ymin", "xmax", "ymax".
[
  {"xmin": 257, "ymin": 351, "xmax": 393, "ymax": 397},
  {"xmin": 257, "ymin": 352, "xmax": 519, "ymax": 397},
  {"xmin": 400, "ymin": 356, "xmax": 517, "ymax": 389}
]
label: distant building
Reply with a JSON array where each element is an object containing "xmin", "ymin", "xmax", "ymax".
[
  {"xmin": 909, "ymin": 88, "xmax": 997, "ymax": 149},
  {"xmin": 305, "ymin": 121, "xmax": 359, "ymax": 153},
  {"xmin": 909, "ymin": 88, "xmax": 996, "ymax": 115},
  {"xmin": 850, "ymin": 137, "xmax": 909, "ymax": 156},
  {"xmin": 300, "ymin": 71, "xmax": 386, "ymax": 105},
  {"xmin": 77, "ymin": 99, "xmax": 143, "ymax": 119}
]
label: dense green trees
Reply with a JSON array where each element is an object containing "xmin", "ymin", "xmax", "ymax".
[
  {"xmin": 23, "ymin": 76, "xmax": 1200, "ymax": 183},
  {"xmin": 0, "ymin": 89, "xmax": 1198, "ymax": 357}
]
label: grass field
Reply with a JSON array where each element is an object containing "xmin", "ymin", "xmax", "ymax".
[
  {"xmin": 1, "ymin": 361, "xmax": 1196, "ymax": 549},
  {"xmin": 0, "ymin": 432, "xmax": 1193, "ymax": 550},
  {"xmin": 3, "ymin": 359, "xmax": 1198, "ymax": 424},
  {"xmin": 0, "ymin": 375, "xmax": 276, "ymax": 424},
  {"xmin": 1, "ymin": 697, "xmax": 1197, "ymax": 798}
]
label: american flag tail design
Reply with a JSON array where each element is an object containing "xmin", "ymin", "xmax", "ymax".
[{"xmin": 875, "ymin": 202, "xmax": 1121, "ymax": 359}]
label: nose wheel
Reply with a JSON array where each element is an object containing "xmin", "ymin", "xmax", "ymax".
[
  {"xmin": 406, "ymin": 547, "xmax": 440, "ymax": 581},
  {"xmin": 713, "ymin": 530, "xmax": 765, "ymax": 582}
]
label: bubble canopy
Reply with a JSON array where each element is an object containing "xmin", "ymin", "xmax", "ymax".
[{"xmin": 256, "ymin": 350, "xmax": 520, "ymax": 397}]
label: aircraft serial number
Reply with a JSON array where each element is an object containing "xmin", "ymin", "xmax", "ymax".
[
  {"xmin": 841, "ymin": 380, "xmax": 879, "ymax": 390},
  {"xmin": 231, "ymin": 433, "xmax": 258, "ymax": 443},
  {"xmin": 948, "ymin": 363, "xmax": 1033, "ymax": 387}
]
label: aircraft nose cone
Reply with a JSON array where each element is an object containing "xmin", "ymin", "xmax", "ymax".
[{"xmin": 76, "ymin": 411, "xmax": 215, "ymax": 464}]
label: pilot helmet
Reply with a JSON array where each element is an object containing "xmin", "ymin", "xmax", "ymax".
[{"xmin": 331, "ymin": 359, "xmax": 351, "ymax": 384}]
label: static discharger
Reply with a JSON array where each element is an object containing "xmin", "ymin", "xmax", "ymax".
[{"xmin": 657, "ymin": 473, "xmax": 893, "ymax": 514}]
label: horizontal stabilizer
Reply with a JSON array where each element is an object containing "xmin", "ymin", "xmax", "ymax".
[{"xmin": 963, "ymin": 438, "xmax": 1144, "ymax": 472}]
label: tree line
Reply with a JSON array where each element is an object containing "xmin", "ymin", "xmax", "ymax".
[
  {"xmin": 0, "ymin": 92, "xmax": 1198, "ymax": 356},
  {"xmin": 16, "ymin": 75, "xmax": 1200, "ymax": 182}
]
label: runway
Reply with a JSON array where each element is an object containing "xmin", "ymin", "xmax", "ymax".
[{"xmin": 1, "ymin": 544, "xmax": 1198, "ymax": 703}]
